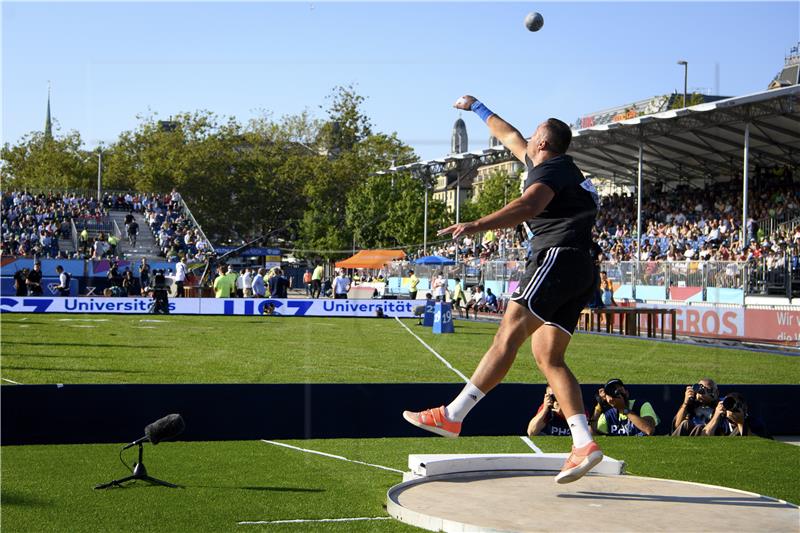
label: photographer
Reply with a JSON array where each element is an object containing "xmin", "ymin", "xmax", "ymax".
[
  {"xmin": 592, "ymin": 379, "xmax": 659, "ymax": 436},
  {"xmin": 147, "ymin": 269, "xmax": 170, "ymax": 314},
  {"xmin": 702, "ymin": 392, "xmax": 770, "ymax": 438},
  {"xmin": 527, "ymin": 384, "xmax": 582, "ymax": 437},
  {"xmin": 672, "ymin": 378, "xmax": 719, "ymax": 436}
]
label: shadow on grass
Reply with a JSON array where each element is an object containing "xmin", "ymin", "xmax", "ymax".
[
  {"xmin": 190, "ymin": 485, "xmax": 325, "ymax": 493},
  {"xmin": 3, "ymin": 341, "xmax": 163, "ymax": 349},
  {"xmin": 1, "ymin": 353, "xmax": 112, "ymax": 360},
  {"xmin": 1, "ymin": 491, "xmax": 52, "ymax": 507},
  {"xmin": 1, "ymin": 366, "xmax": 146, "ymax": 374}
]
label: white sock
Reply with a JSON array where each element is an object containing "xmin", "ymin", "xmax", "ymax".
[
  {"xmin": 567, "ymin": 414, "xmax": 593, "ymax": 448},
  {"xmin": 444, "ymin": 381, "xmax": 485, "ymax": 422}
]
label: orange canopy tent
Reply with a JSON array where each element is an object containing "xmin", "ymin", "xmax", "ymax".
[{"xmin": 335, "ymin": 249, "xmax": 406, "ymax": 269}]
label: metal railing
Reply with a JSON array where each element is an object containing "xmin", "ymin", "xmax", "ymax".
[{"xmin": 176, "ymin": 196, "xmax": 215, "ymax": 254}]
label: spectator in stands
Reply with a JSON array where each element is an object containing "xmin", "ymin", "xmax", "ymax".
[
  {"xmin": 591, "ymin": 379, "xmax": 659, "ymax": 436},
  {"xmin": 55, "ymin": 265, "xmax": 71, "ymax": 296},
  {"xmin": 332, "ymin": 269, "xmax": 351, "ymax": 299},
  {"xmin": 672, "ymin": 378, "xmax": 719, "ymax": 436},
  {"xmin": 252, "ymin": 267, "xmax": 267, "ymax": 298},
  {"xmin": 321, "ymin": 277, "xmax": 332, "ymax": 298},
  {"xmin": 107, "ymin": 234, "xmax": 119, "ymax": 257},
  {"xmin": 213, "ymin": 265, "xmax": 235, "ymax": 298},
  {"xmin": 26, "ymin": 261, "xmax": 43, "ymax": 296},
  {"xmin": 408, "ymin": 269, "xmax": 419, "ymax": 300},
  {"xmin": 484, "ymin": 288, "xmax": 498, "ymax": 313},
  {"xmin": 702, "ymin": 392, "xmax": 770, "ymax": 438},
  {"xmin": 311, "ymin": 262, "xmax": 324, "ymax": 298},
  {"xmin": 269, "ymin": 268, "xmax": 290, "ymax": 299},
  {"xmin": 527, "ymin": 384, "xmax": 582, "ymax": 437},
  {"xmin": 127, "ymin": 219, "xmax": 139, "ymax": 246}
]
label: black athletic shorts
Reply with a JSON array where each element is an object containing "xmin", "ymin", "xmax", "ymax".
[{"xmin": 510, "ymin": 246, "xmax": 598, "ymax": 335}]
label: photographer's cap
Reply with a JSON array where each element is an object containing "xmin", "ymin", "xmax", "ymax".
[{"xmin": 604, "ymin": 378, "xmax": 624, "ymax": 390}]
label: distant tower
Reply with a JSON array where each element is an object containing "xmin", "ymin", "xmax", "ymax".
[
  {"xmin": 44, "ymin": 84, "xmax": 53, "ymax": 141},
  {"xmin": 451, "ymin": 117, "xmax": 468, "ymax": 154}
]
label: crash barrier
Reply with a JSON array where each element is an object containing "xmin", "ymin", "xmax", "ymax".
[{"xmin": 2, "ymin": 383, "xmax": 797, "ymax": 445}]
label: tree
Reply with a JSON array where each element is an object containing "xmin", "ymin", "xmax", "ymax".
[
  {"xmin": 473, "ymin": 169, "xmax": 522, "ymax": 217},
  {"xmin": 1, "ymin": 128, "xmax": 96, "ymax": 191},
  {"xmin": 667, "ymin": 91, "xmax": 705, "ymax": 110}
]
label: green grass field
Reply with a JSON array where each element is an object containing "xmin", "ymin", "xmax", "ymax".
[
  {"xmin": 2, "ymin": 313, "xmax": 799, "ymax": 532},
  {"xmin": 2, "ymin": 436, "xmax": 799, "ymax": 532},
  {"xmin": 2, "ymin": 314, "xmax": 799, "ymax": 385}
]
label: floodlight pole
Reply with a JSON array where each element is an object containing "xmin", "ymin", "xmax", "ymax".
[
  {"xmin": 634, "ymin": 139, "xmax": 644, "ymax": 301},
  {"xmin": 677, "ymin": 60, "xmax": 688, "ymax": 107},
  {"xmin": 742, "ymin": 123, "xmax": 750, "ymax": 249},
  {"xmin": 422, "ymin": 174, "xmax": 428, "ymax": 255}
]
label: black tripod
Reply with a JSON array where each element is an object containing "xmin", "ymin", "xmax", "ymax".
[{"xmin": 95, "ymin": 443, "xmax": 179, "ymax": 489}]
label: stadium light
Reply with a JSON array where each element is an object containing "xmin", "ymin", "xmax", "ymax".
[{"xmin": 677, "ymin": 60, "xmax": 688, "ymax": 108}]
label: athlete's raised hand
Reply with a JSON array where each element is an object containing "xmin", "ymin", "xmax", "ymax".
[{"xmin": 453, "ymin": 95, "xmax": 477, "ymax": 111}]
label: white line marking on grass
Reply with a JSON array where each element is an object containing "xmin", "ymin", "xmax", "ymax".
[
  {"xmin": 139, "ymin": 319, "xmax": 168, "ymax": 323},
  {"xmin": 394, "ymin": 317, "xmax": 468, "ymax": 383},
  {"xmin": 2, "ymin": 377, "xmax": 22, "ymax": 385},
  {"xmin": 238, "ymin": 517, "xmax": 391, "ymax": 526},
  {"xmin": 133, "ymin": 326, "xmax": 157, "ymax": 329},
  {"xmin": 57, "ymin": 318, "xmax": 109, "ymax": 322},
  {"xmin": 18, "ymin": 325, "xmax": 30, "ymax": 328},
  {"xmin": 69, "ymin": 325, "xmax": 97, "ymax": 328},
  {"xmin": 520, "ymin": 436, "xmax": 543, "ymax": 454},
  {"xmin": 261, "ymin": 440, "xmax": 403, "ymax": 474}
]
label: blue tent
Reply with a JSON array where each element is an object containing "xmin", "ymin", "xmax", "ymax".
[{"xmin": 414, "ymin": 255, "xmax": 455, "ymax": 266}]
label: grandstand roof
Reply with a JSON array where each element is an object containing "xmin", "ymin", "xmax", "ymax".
[
  {"xmin": 335, "ymin": 249, "xmax": 406, "ymax": 269},
  {"xmin": 384, "ymin": 85, "xmax": 800, "ymax": 189},
  {"xmin": 570, "ymin": 84, "xmax": 800, "ymax": 186}
]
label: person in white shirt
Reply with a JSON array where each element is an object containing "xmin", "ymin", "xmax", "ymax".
[
  {"xmin": 432, "ymin": 272, "xmax": 447, "ymax": 301},
  {"xmin": 252, "ymin": 268, "xmax": 266, "ymax": 297},
  {"xmin": 466, "ymin": 285, "xmax": 485, "ymax": 319},
  {"xmin": 173, "ymin": 256, "xmax": 187, "ymax": 297},
  {"xmin": 242, "ymin": 267, "xmax": 254, "ymax": 297},
  {"xmin": 55, "ymin": 265, "xmax": 70, "ymax": 296},
  {"xmin": 333, "ymin": 270, "xmax": 351, "ymax": 299}
]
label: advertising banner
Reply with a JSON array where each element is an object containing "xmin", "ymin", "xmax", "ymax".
[{"xmin": 0, "ymin": 297, "xmax": 422, "ymax": 318}]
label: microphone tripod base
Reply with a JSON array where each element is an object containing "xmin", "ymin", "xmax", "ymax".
[{"xmin": 95, "ymin": 444, "xmax": 180, "ymax": 490}]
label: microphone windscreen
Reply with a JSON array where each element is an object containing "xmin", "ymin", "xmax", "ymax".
[{"xmin": 144, "ymin": 414, "xmax": 185, "ymax": 445}]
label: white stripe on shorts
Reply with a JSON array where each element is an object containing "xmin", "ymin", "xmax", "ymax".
[
  {"xmin": 513, "ymin": 247, "xmax": 555, "ymax": 302},
  {"xmin": 522, "ymin": 247, "xmax": 560, "ymax": 302}
]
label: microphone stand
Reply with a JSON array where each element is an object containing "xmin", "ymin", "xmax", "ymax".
[{"xmin": 95, "ymin": 443, "xmax": 179, "ymax": 489}]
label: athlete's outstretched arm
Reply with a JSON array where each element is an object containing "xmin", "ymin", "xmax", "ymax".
[
  {"xmin": 454, "ymin": 95, "xmax": 528, "ymax": 163},
  {"xmin": 438, "ymin": 182, "xmax": 555, "ymax": 241}
]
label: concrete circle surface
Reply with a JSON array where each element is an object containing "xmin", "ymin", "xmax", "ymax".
[{"xmin": 387, "ymin": 471, "xmax": 799, "ymax": 532}]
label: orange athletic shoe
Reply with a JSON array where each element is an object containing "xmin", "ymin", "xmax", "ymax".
[
  {"xmin": 402, "ymin": 406, "xmax": 461, "ymax": 438},
  {"xmin": 554, "ymin": 441, "xmax": 604, "ymax": 484}
]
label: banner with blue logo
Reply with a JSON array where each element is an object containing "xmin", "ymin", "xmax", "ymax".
[{"xmin": 0, "ymin": 297, "xmax": 423, "ymax": 317}]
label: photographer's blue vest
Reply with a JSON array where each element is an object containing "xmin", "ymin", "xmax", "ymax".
[{"xmin": 602, "ymin": 400, "xmax": 647, "ymax": 436}]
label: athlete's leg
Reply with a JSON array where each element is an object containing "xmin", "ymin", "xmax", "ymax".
[
  {"xmin": 530, "ymin": 325, "xmax": 583, "ymax": 419},
  {"xmin": 469, "ymin": 300, "xmax": 540, "ymax": 393},
  {"xmin": 403, "ymin": 301, "xmax": 540, "ymax": 436},
  {"xmin": 531, "ymin": 324, "xmax": 603, "ymax": 484}
]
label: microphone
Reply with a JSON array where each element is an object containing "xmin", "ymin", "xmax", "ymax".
[{"xmin": 123, "ymin": 414, "xmax": 185, "ymax": 450}]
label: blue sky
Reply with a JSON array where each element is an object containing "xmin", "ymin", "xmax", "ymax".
[{"xmin": 3, "ymin": 1, "xmax": 798, "ymax": 161}]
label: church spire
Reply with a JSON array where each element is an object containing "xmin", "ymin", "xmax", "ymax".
[{"xmin": 44, "ymin": 82, "xmax": 53, "ymax": 140}]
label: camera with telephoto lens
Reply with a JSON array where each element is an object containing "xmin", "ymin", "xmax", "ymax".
[{"xmin": 721, "ymin": 395, "xmax": 741, "ymax": 412}]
